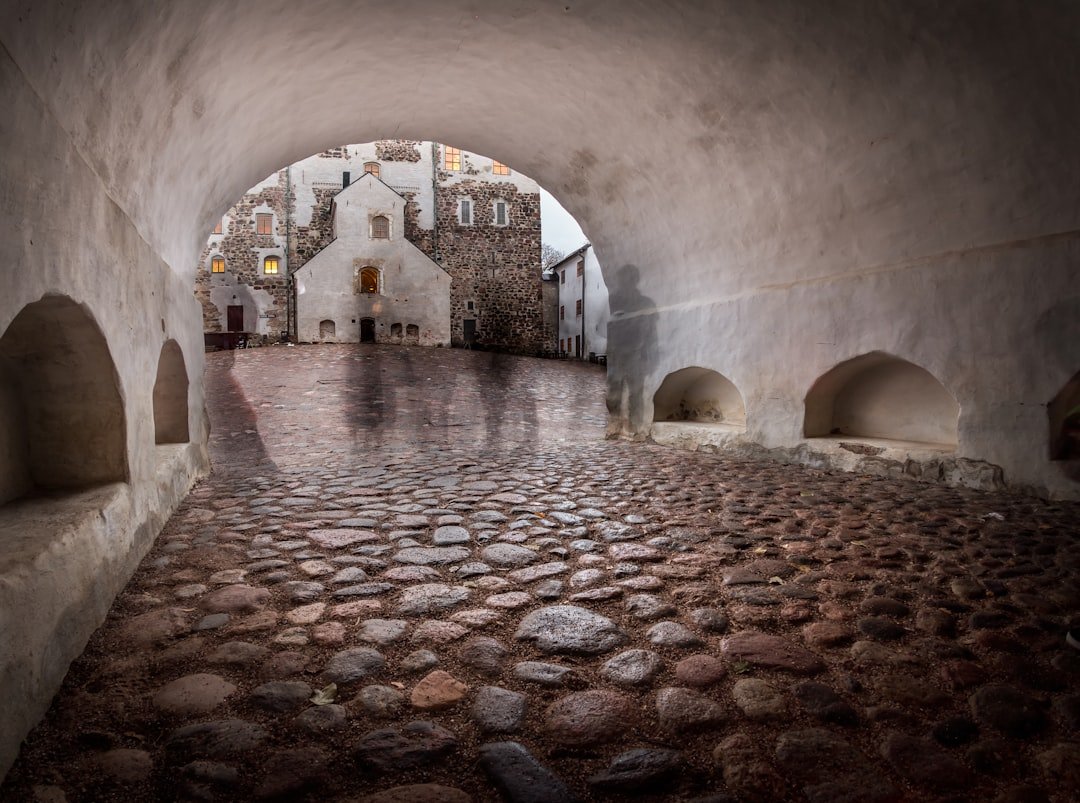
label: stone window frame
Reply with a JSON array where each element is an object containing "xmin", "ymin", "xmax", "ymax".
[
  {"xmin": 458, "ymin": 197, "xmax": 473, "ymax": 226},
  {"xmin": 493, "ymin": 199, "xmax": 509, "ymax": 227},
  {"xmin": 358, "ymin": 267, "xmax": 381, "ymax": 295},
  {"xmin": 255, "ymin": 212, "xmax": 274, "ymax": 235},
  {"xmin": 466, "ymin": 300, "xmax": 475, "ymax": 311},
  {"xmin": 444, "ymin": 146, "xmax": 462, "ymax": 171},
  {"xmin": 363, "ymin": 161, "xmax": 381, "ymax": 178},
  {"xmin": 492, "ymin": 160, "xmax": 511, "ymax": 176},
  {"xmin": 210, "ymin": 255, "xmax": 225, "ymax": 274},
  {"xmin": 263, "ymin": 255, "xmax": 280, "ymax": 274},
  {"xmin": 370, "ymin": 214, "xmax": 391, "ymax": 239}
]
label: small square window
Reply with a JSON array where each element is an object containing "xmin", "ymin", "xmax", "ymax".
[
  {"xmin": 467, "ymin": 300, "xmax": 475, "ymax": 311},
  {"xmin": 256, "ymin": 213, "xmax": 273, "ymax": 235},
  {"xmin": 264, "ymin": 255, "xmax": 280, "ymax": 274},
  {"xmin": 210, "ymin": 256, "xmax": 225, "ymax": 273},
  {"xmin": 492, "ymin": 160, "xmax": 510, "ymax": 175},
  {"xmin": 444, "ymin": 146, "xmax": 461, "ymax": 171}
]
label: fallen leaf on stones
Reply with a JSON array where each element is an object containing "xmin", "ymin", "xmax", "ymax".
[
  {"xmin": 732, "ymin": 661, "xmax": 752, "ymax": 675},
  {"xmin": 768, "ymin": 576, "xmax": 784, "ymax": 585},
  {"xmin": 982, "ymin": 512, "xmax": 1005, "ymax": 521},
  {"xmin": 753, "ymin": 547, "xmax": 768, "ymax": 554},
  {"xmin": 390, "ymin": 681, "xmax": 405, "ymax": 689},
  {"xmin": 311, "ymin": 683, "xmax": 337, "ymax": 705}
]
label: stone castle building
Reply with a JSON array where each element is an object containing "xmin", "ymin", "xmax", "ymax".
[{"xmin": 194, "ymin": 141, "xmax": 545, "ymax": 352}]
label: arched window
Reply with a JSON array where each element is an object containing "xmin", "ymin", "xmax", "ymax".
[
  {"xmin": 264, "ymin": 255, "xmax": 280, "ymax": 274},
  {"xmin": 371, "ymin": 215, "xmax": 390, "ymax": 239},
  {"xmin": 364, "ymin": 161, "xmax": 380, "ymax": 178},
  {"xmin": 210, "ymin": 256, "xmax": 225, "ymax": 273},
  {"xmin": 153, "ymin": 340, "xmax": 189, "ymax": 444},
  {"xmin": 359, "ymin": 267, "xmax": 379, "ymax": 294}
]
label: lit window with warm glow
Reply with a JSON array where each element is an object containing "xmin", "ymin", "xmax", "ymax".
[
  {"xmin": 210, "ymin": 256, "xmax": 225, "ymax": 273},
  {"xmin": 264, "ymin": 256, "xmax": 280, "ymax": 274},
  {"xmin": 212, "ymin": 220, "xmax": 223, "ymax": 234},
  {"xmin": 360, "ymin": 267, "xmax": 379, "ymax": 294},
  {"xmin": 492, "ymin": 160, "xmax": 510, "ymax": 175},
  {"xmin": 444, "ymin": 146, "xmax": 461, "ymax": 171},
  {"xmin": 364, "ymin": 162, "xmax": 380, "ymax": 178},
  {"xmin": 256, "ymin": 213, "xmax": 273, "ymax": 235},
  {"xmin": 371, "ymin": 215, "xmax": 390, "ymax": 239}
]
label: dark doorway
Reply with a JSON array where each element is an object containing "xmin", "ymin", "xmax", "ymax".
[
  {"xmin": 360, "ymin": 318, "xmax": 376, "ymax": 343},
  {"xmin": 463, "ymin": 319, "xmax": 477, "ymax": 347},
  {"xmin": 227, "ymin": 305, "xmax": 244, "ymax": 332}
]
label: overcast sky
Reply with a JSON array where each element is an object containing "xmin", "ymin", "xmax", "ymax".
[{"xmin": 541, "ymin": 188, "xmax": 588, "ymax": 257}]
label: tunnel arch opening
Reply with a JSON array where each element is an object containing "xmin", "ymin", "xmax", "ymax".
[
  {"xmin": 153, "ymin": 340, "xmax": 190, "ymax": 445},
  {"xmin": 652, "ymin": 367, "xmax": 746, "ymax": 428},
  {"xmin": 804, "ymin": 351, "xmax": 959, "ymax": 448},
  {"xmin": 0, "ymin": 295, "xmax": 128, "ymax": 505}
]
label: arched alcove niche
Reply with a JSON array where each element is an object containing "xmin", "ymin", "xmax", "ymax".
[
  {"xmin": 0, "ymin": 295, "xmax": 128, "ymax": 505},
  {"xmin": 653, "ymin": 367, "xmax": 746, "ymax": 428},
  {"xmin": 153, "ymin": 340, "xmax": 190, "ymax": 445},
  {"xmin": 1048, "ymin": 371, "xmax": 1080, "ymax": 463},
  {"xmin": 319, "ymin": 319, "xmax": 337, "ymax": 340},
  {"xmin": 804, "ymin": 352, "xmax": 959, "ymax": 448}
]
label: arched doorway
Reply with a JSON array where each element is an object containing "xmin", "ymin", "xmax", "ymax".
[{"xmin": 360, "ymin": 318, "xmax": 376, "ymax": 343}]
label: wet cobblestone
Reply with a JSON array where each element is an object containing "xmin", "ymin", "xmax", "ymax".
[{"xmin": 4, "ymin": 344, "xmax": 1079, "ymax": 802}]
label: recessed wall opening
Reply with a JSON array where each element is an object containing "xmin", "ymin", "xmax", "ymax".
[
  {"xmin": 0, "ymin": 295, "xmax": 128, "ymax": 506},
  {"xmin": 1049, "ymin": 371, "xmax": 1080, "ymax": 462},
  {"xmin": 405, "ymin": 324, "xmax": 419, "ymax": 343},
  {"xmin": 153, "ymin": 340, "xmax": 190, "ymax": 445},
  {"xmin": 390, "ymin": 322, "xmax": 403, "ymax": 339},
  {"xmin": 652, "ymin": 367, "xmax": 746, "ymax": 428},
  {"xmin": 804, "ymin": 351, "xmax": 959, "ymax": 448},
  {"xmin": 319, "ymin": 319, "xmax": 336, "ymax": 340}
]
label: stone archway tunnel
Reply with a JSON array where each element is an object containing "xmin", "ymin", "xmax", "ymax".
[{"xmin": 2, "ymin": 0, "xmax": 1080, "ymax": 794}]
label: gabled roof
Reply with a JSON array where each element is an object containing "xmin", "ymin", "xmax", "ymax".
[
  {"xmin": 333, "ymin": 170, "xmax": 408, "ymax": 205},
  {"xmin": 550, "ymin": 242, "xmax": 591, "ymax": 272}
]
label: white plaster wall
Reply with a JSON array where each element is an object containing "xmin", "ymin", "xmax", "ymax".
[
  {"xmin": 556, "ymin": 248, "xmax": 609, "ymax": 358},
  {"xmin": 0, "ymin": 42, "xmax": 208, "ymax": 779},
  {"xmin": 294, "ymin": 175, "xmax": 451, "ymax": 345}
]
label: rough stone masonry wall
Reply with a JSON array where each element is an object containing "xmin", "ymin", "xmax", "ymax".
[
  {"xmin": 375, "ymin": 140, "xmax": 422, "ymax": 162},
  {"xmin": 435, "ymin": 177, "xmax": 543, "ymax": 352},
  {"xmin": 194, "ymin": 171, "xmax": 289, "ymax": 334}
]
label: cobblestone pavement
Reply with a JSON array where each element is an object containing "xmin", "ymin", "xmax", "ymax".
[{"xmin": 5, "ymin": 345, "xmax": 1080, "ymax": 802}]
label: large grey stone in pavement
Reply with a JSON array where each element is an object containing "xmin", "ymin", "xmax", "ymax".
[
  {"xmin": 515, "ymin": 606, "xmax": 628, "ymax": 655},
  {"xmin": 394, "ymin": 547, "xmax": 471, "ymax": 566},
  {"xmin": 482, "ymin": 543, "xmax": 540, "ymax": 568},
  {"xmin": 395, "ymin": 584, "xmax": 471, "ymax": 616},
  {"xmin": 165, "ymin": 719, "xmax": 269, "ymax": 760},
  {"xmin": 322, "ymin": 647, "xmax": 386, "ymax": 683},
  {"xmin": 353, "ymin": 721, "xmax": 458, "ymax": 773},
  {"xmin": 479, "ymin": 741, "xmax": 582, "ymax": 803}
]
